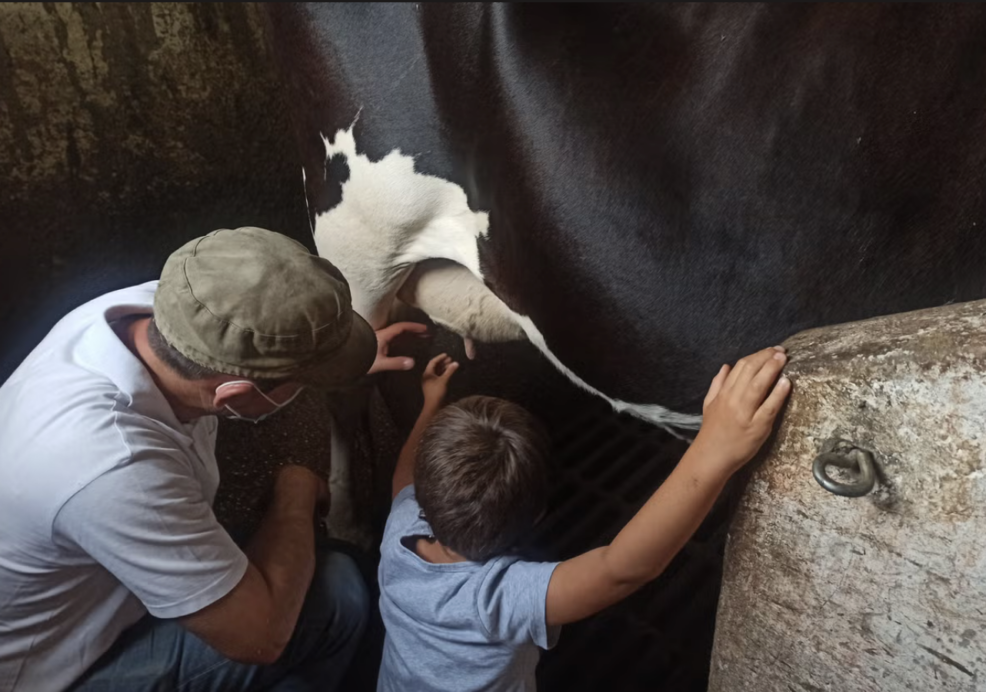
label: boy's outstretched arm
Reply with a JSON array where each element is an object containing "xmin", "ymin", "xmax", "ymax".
[
  {"xmin": 392, "ymin": 353, "xmax": 459, "ymax": 499},
  {"xmin": 546, "ymin": 347, "xmax": 791, "ymax": 626}
]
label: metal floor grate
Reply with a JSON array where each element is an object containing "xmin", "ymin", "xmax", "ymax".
[
  {"xmin": 529, "ymin": 402, "xmax": 727, "ymax": 692},
  {"xmin": 357, "ymin": 334, "xmax": 729, "ymax": 691}
]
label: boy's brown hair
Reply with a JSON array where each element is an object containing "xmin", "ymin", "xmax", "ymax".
[{"xmin": 415, "ymin": 395, "xmax": 550, "ymax": 562}]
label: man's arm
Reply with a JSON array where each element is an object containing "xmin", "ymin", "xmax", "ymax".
[
  {"xmin": 180, "ymin": 465, "xmax": 325, "ymax": 664},
  {"xmin": 546, "ymin": 347, "xmax": 791, "ymax": 627},
  {"xmin": 392, "ymin": 353, "xmax": 458, "ymax": 498}
]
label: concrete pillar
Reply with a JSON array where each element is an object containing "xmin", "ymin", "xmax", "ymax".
[
  {"xmin": 710, "ymin": 299, "xmax": 986, "ymax": 692},
  {"xmin": 0, "ymin": 3, "xmax": 307, "ymax": 380}
]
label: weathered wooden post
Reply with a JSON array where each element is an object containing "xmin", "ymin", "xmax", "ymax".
[{"xmin": 710, "ymin": 299, "xmax": 986, "ymax": 692}]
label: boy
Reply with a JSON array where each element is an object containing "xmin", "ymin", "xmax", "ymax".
[{"xmin": 378, "ymin": 347, "xmax": 791, "ymax": 691}]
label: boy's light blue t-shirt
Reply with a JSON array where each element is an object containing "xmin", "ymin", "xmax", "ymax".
[{"xmin": 377, "ymin": 486, "xmax": 561, "ymax": 692}]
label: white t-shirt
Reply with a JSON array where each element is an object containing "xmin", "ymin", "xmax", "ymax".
[{"xmin": 0, "ymin": 282, "xmax": 248, "ymax": 692}]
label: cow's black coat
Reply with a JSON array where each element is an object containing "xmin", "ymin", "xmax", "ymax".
[{"xmin": 267, "ymin": 3, "xmax": 986, "ymax": 411}]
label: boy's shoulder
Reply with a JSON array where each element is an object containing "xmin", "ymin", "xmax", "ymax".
[
  {"xmin": 380, "ymin": 485, "xmax": 442, "ymax": 574},
  {"xmin": 381, "ymin": 486, "xmax": 560, "ymax": 649}
]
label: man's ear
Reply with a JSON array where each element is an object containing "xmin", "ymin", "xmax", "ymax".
[{"xmin": 212, "ymin": 381, "xmax": 255, "ymax": 409}]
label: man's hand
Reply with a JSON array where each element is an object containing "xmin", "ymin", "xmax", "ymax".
[
  {"xmin": 692, "ymin": 346, "xmax": 791, "ymax": 475},
  {"xmin": 421, "ymin": 353, "xmax": 459, "ymax": 408},
  {"xmin": 366, "ymin": 322, "xmax": 430, "ymax": 375}
]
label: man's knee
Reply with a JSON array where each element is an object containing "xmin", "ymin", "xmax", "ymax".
[{"xmin": 306, "ymin": 550, "xmax": 370, "ymax": 643}]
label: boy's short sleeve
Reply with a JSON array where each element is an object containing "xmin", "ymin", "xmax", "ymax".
[
  {"xmin": 383, "ymin": 485, "xmax": 427, "ymax": 543},
  {"xmin": 476, "ymin": 557, "xmax": 561, "ymax": 649},
  {"xmin": 392, "ymin": 484, "xmax": 417, "ymax": 511}
]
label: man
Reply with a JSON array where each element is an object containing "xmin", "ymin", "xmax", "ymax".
[{"xmin": 0, "ymin": 227, "xmax": 426, "ymax": 691}]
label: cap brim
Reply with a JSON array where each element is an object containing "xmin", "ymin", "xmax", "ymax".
[{"xmin": 301, "ymin": 312, "xmax": 378, "ymax": 390}]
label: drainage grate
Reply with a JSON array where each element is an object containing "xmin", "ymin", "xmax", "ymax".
[
  {"xmin": 214, "ymin": 330, "xmax": 730, "ymax": 690},
  {"xmin": 527, "ymin": 401, "xmax": 726, "ymax": 692},
  {"xmin": 357, "ymin": 332, "xmax": 729, "ymax": 690}
]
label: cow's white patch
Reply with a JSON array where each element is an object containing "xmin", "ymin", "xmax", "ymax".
[
  {"xmin": 509, "ymin": 314, "xmax": 702, "ymax": 436},
  {"xmin": 311, "ymin": 122, "xmax": 701, "ymax": 436},
  {"xmin": 313, "ymin": 123, "xmax": 489, "ymax": 328},
  {"xmin": 301, "ymin": 167, "xmax": 313, "ymax": 236}
]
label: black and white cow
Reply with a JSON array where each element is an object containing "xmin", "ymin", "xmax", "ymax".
[{"xmin": 265, "ymin": 3, "xmax": 986, "ymax": 442}]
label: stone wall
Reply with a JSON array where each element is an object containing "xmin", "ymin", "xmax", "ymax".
[
  {"xmin": 0, "ymin": 2, "xmax": 309, "ymax": 380},
  {"xmin": 710, "ymin": 298, "xmax": 986, "ymax": 691}
]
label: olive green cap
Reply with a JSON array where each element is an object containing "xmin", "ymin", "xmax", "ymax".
[{"xmin": 154, "ymin": 227, "xmax": 376, "ymax": 389}]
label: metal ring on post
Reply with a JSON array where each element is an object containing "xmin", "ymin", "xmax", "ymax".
[{"xmin": 813, "ymin": 448, "xmax": 876, "ymax": 497}]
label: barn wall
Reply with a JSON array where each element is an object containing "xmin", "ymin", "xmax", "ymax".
[{"xmin": 0, "ymin": 2, "xmax": 309, "ymax": 382}]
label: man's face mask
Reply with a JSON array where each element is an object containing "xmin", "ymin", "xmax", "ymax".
[{"xmin": 215, "ymin": 380, "xmax": 304, "ymax": 424}]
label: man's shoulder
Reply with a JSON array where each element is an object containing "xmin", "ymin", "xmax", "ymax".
[
  {"xmin": 29, "ymin": 281, "xmax": 158, "ymax": 352},
  {"xmin": 0, "ymin": 281, "xmax": 173, "ymax": 534},
  {"xmin": 0, "ymin": 376, "xmax": 180, "ymax": 536},
  {"xmin": 1, "ymin": 356, "xmax": 146, "ymax": 463},
  {"xmin": 2, "ymin": 394, "xmax": 137, "ymax": 509},
  {"xmin": 64, "ymin": 281, "xmax": 159, "ymax": 325},
  {"xmin": 0, "ymin": 278, "xmax": 164, "ymax": 449},
  {"xmin": 1, "ymin": 280, "xmax": 158, "ymax": 393}
]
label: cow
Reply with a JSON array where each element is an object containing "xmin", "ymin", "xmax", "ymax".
[{"xmin": 263, "ymin": 3, "xmax": 986, "ymax": 538}]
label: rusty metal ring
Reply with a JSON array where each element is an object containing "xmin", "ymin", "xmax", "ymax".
[{"xmin": 813, "ymin": 448, "xmax": 876, "ymax": 497}]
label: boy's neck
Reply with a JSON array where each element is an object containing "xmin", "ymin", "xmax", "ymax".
[{"xmin": 415, "ymin": 537, "xmax": 469, "ymax": 564}]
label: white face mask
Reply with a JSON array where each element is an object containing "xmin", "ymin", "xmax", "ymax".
[{"xmin": 216, "ymin": 380, "xmax": 304, "ymax": 424}]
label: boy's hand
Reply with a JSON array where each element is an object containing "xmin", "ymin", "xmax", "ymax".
[
  {"xmin": 422, "ymin": 353, "xmax": 459, "ymax": 408},
  {"xmin": 693, "ymin": 346, "xmax": 791, "ymax": 475}
]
